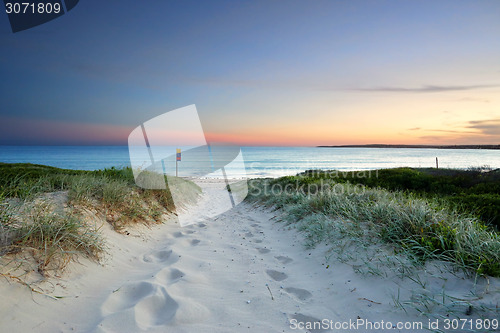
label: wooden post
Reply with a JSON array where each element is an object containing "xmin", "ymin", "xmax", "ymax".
[{"xmin": 436, "ymin": 157, "xmax": 439, "ymax": 169}]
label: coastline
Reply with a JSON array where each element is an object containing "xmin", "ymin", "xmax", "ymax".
[{"xmin": 318, "ymin": 144, "xmax": 500, "ymax": 150}]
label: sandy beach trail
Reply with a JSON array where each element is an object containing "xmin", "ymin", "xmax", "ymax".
[{"xmin": 1, "ymin": 180, "xmax": 498, "ymax": 333}]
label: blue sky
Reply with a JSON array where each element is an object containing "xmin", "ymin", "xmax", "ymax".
[{"xmin": 1, "ymin": 0, "xmax": 499, "ymax": 145}]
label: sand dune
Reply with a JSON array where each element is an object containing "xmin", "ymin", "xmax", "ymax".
[{"xmin": 1, "ymin": 179, "xmax": 499, "ymax": 332}]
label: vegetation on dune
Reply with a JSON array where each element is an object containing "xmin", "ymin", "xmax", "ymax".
[
  {"xmin": 0, "ymin": 163, "xmax": 201, "ymax": 276},
  {"xmin": 247, "ymin": 169, "xmax": 500, "ymax": 277},
  {"xmin": 0, "ymin": 163, "xmax": 201, "ymax": 228},
  {"xmin": 298, "ymin": 167, "xmax": 500, "ymax": 230},
  {"xmin": 0, "ymin": 198, "xmax": 103, "ymax": 275}
]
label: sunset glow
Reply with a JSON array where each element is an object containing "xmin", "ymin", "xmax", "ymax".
[{"xmin": 1, "ymin": 1, "xmax": 499, "ymax": 146}]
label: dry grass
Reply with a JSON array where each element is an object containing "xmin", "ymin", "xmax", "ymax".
[
  {"xmin": 0, "ymin": 164, "xmax": 201, "ymax": 279},
  {"xmin": 1, "ymin": 198, "xmax": 103, "ymax": 276}
]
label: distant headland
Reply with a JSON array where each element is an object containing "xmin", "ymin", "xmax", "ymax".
[{"xmin": 318, "ymin": 144, "xmax": 500, "ymax": 150}]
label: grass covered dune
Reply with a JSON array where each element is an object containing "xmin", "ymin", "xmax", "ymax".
[
  {"xmin": 0, "ymin": 163, "xmax": 499, "ymax": 331},
  {"xmin": 0, "ymin": 163, "xmax": 200, "ymax": 278},
  {"xmin": 247, "ymin": 168, "xmax": 500, "ymax": 277},
  {"xmin": 2, "ymin": 163, "xmax": 499, "ymax": 280}
]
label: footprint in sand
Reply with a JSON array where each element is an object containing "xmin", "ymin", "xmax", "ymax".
[
  {"xmin": 185, "ymin": 230, "xmax": 196, "ymax": 235},
  {"xmin": 172, "ymin": 231, "xmax": 183, "ymax": 238},
  {"xmin": 254, "ymin": 239, "xmax": 263, "ymax": 244},
  {"xmin": 257, "ymin": 247, "xmax": 271, "ymax": 254},
  {"xmin": 244, "ymin": 232, "xmax": 253, "ymax": 238},
  {"xmin": 289, "ymin": 314, "xmax": 328, "ymax": 333},
  {"xmin": 190, "ymin": 239, "xmax": 201, "ymax": 246},
  {"xmin": 134, "ymin": 287, "xmax": 179, "ymax": 328},
  {"xmin": 155, "ymin": 267, "xmax": 185, "ymax": 285},
  {"xmin": 250, "ymin": 223, "xmax": 260, "ymax": 227},
  {"xmin": 284, "ymin": 287, "xmax": 313, "ymax": 301},
  {"xmin": 100, "ymin": 281, "xmax": 179, "ymax": 330},
  {"xmin": 266, "ymin": 269, "xmax": 288, "ymax": 281},
  {"xmin": 275, "ymin": 255, "xmax": 293, "ymax": 265},
  {"xmin": 143, "ymin": 249, "xmax": 179, "ymax": 265},
  {"xmin": 197, "ymin": 223, "xmax": 207, "ymax": 228},
  {"xmin": 102, "ymin": 281, "xmax": 156, "ymax": 314}
]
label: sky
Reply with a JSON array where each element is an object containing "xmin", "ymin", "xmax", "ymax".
[{"xmin": 0, "ymin": 0, "xmax": 499, "ymax": 146}]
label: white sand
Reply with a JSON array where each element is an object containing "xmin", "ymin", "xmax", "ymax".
[{"xmin": 1, "ymin": 179, "xmax": 499, "ymax": 333}]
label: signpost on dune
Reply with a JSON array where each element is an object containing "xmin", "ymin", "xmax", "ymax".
[{"xmin": 176, "ymin": 148, "xmax": 181, "ymax": 177}]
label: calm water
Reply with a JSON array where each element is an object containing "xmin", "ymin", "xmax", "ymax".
[{"xmin": 0, "ymin": 146, "xmax": 499, "ymax": 178}]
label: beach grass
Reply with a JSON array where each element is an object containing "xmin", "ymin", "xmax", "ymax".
[
  {"xmin": 0, "ymin": 199, "xmax": 103, "ymax": 275},
  {"xmin": 297, "ymin": 167, "xmax": 500, "ymax": 230},
  {"xmin": 247, "ymin": 170, "xmax": 500, "ymax": 277},
  {"xmin": 0, "ymin": 163, "xmax": 200, "ymax": 226},
  {"xmin": 0, "ymin": 163, "xmax": 201, "ymax": 275}
]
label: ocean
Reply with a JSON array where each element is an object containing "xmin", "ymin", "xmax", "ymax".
[{"xmin": 1, "ymin": 146, "xmax": 499, "ymax": 178}]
